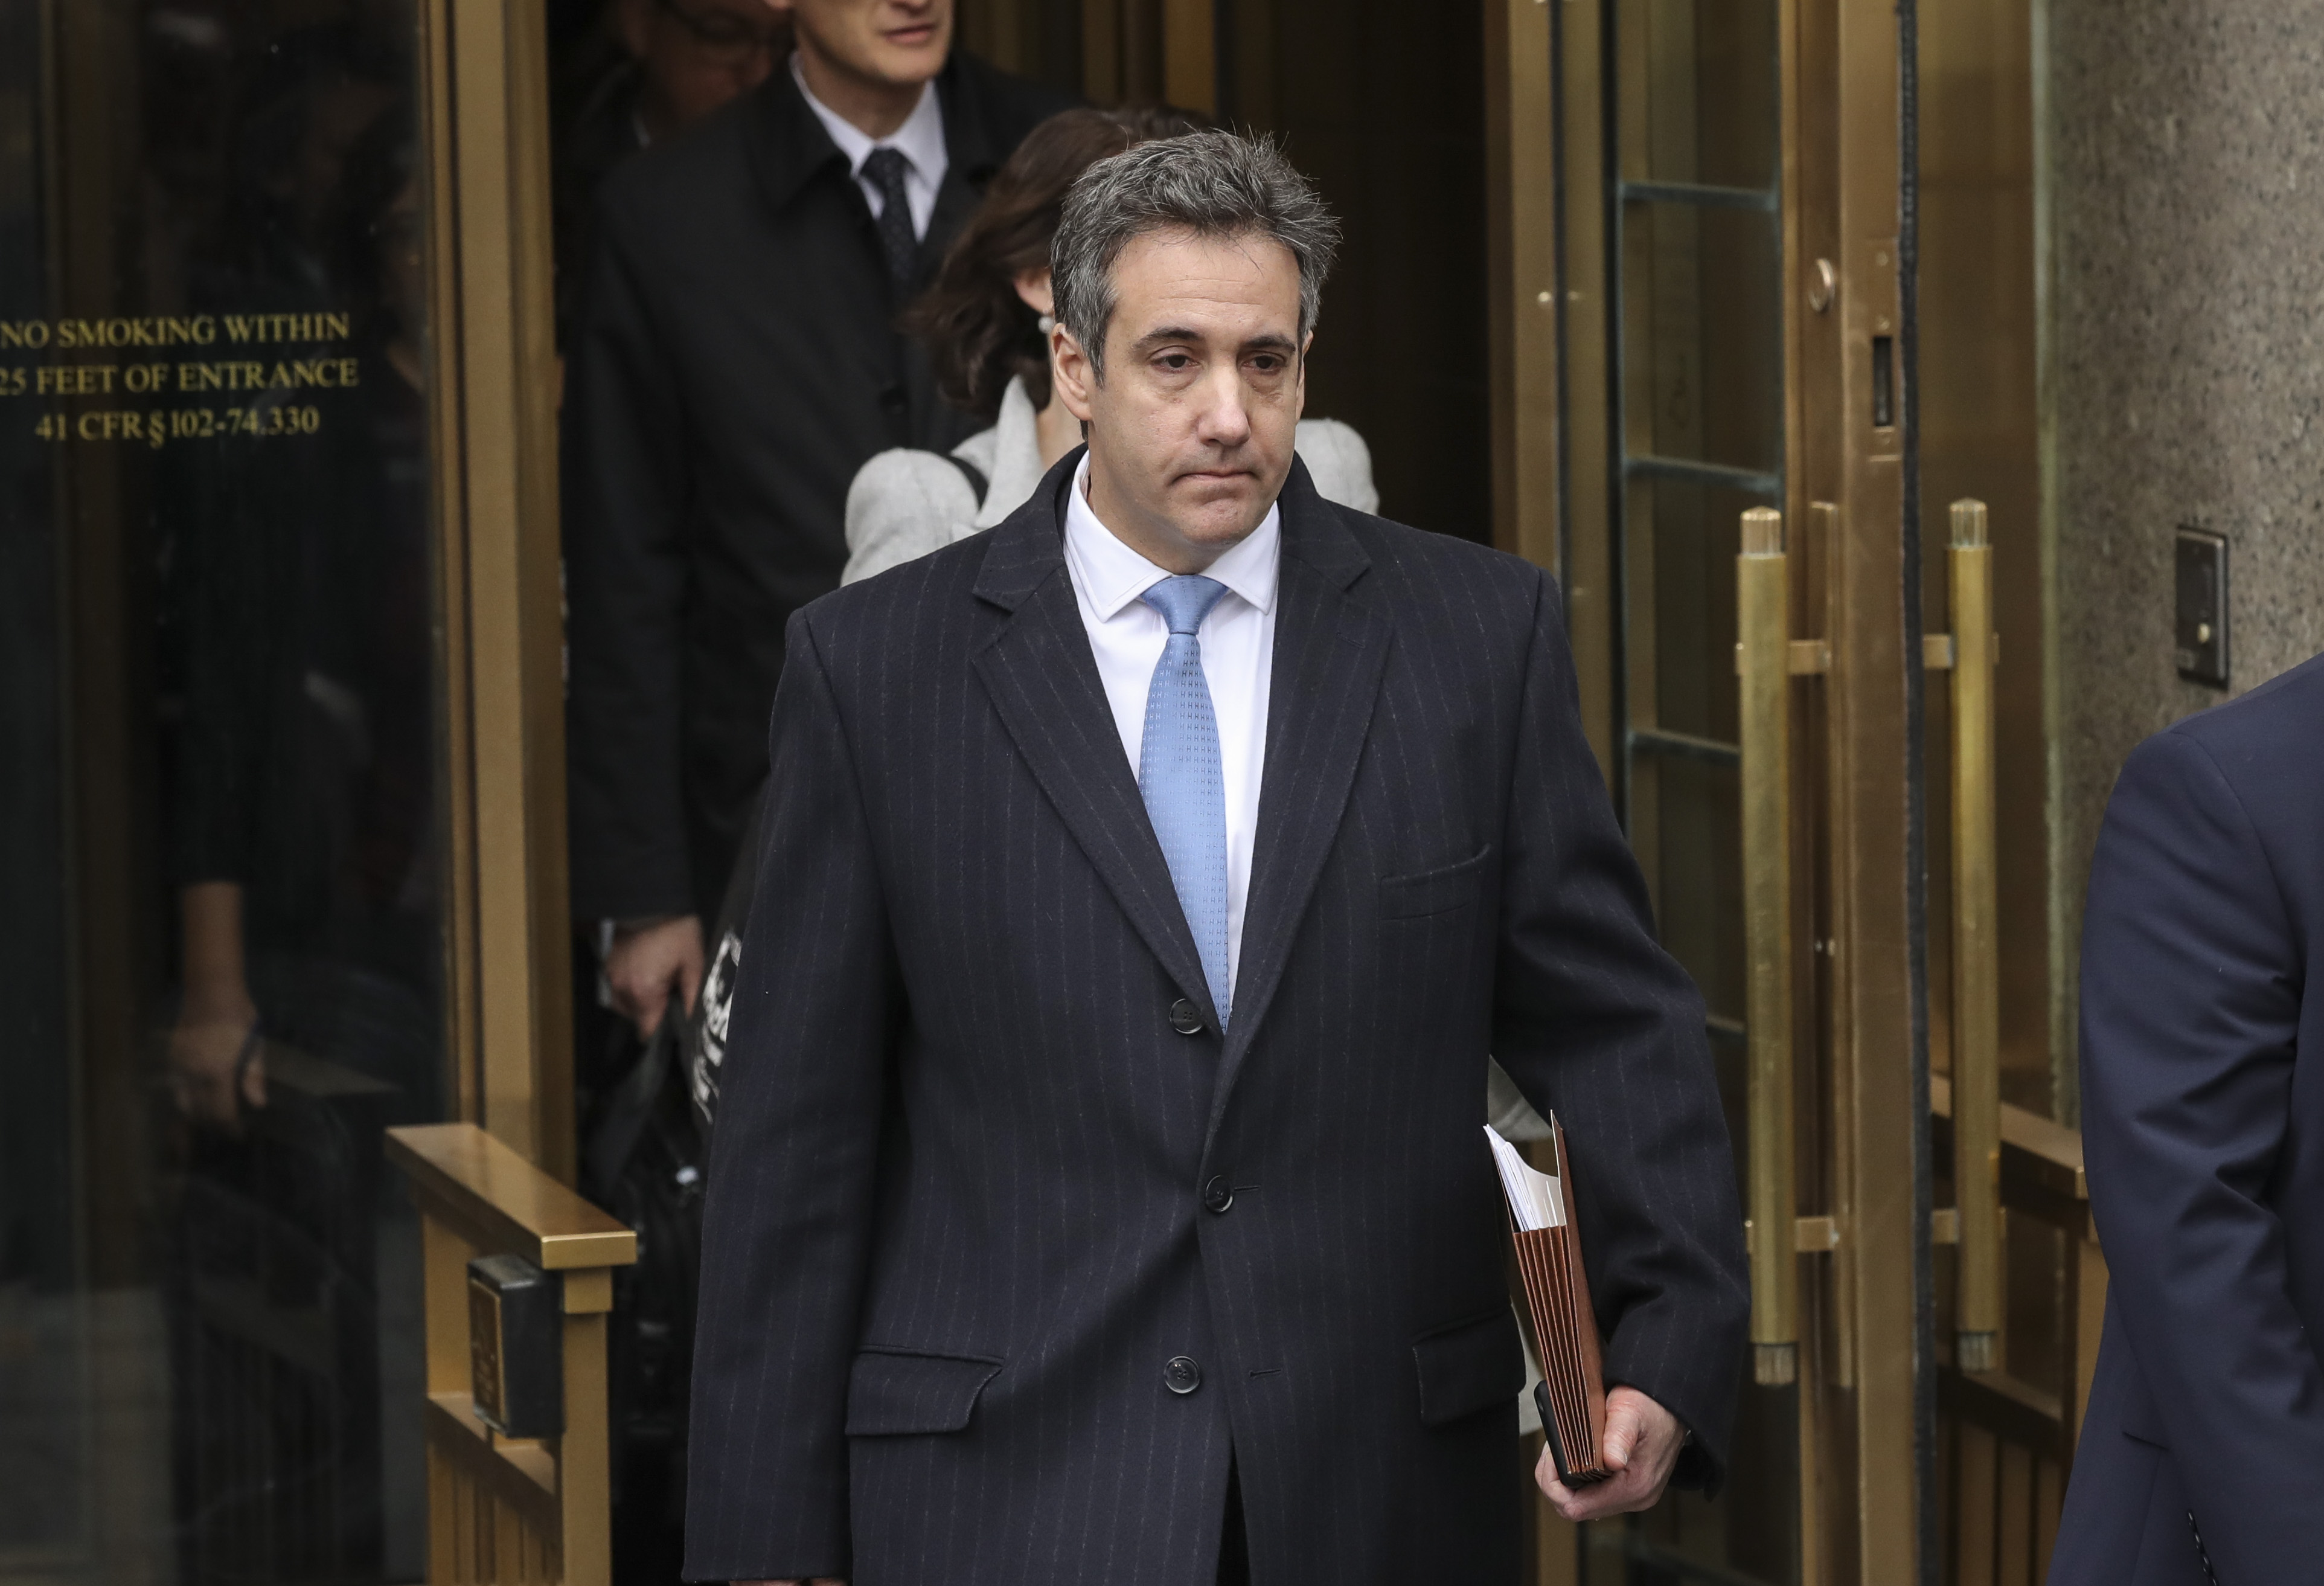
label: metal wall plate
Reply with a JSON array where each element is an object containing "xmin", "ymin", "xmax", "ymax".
[
  {"xmin": 2174, "ymin": 528, "xmax": 2230, "ymax": 688},
  {"xmin": 469, "ymin": 1252, "xmax": 563, "ymax": 1438}
]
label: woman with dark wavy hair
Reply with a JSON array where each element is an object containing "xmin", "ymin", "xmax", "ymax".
[{"xmin": 841, "ymin": 106, "xmax": 1376, "ymax": 583}]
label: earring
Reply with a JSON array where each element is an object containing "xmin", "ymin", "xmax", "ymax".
[{"xmin": 1037, "ymin": 314, "xmax": 1056, "ymax": 335}]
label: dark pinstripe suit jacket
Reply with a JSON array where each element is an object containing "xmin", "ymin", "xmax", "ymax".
[{"xmin": 685, "ymin": 453, "xmax": 1748, "ymax": 1585}]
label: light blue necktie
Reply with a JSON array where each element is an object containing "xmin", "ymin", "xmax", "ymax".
[{"xmin": 1139, "ymin": 575, "xmax": 1233, "ymax": 1026}]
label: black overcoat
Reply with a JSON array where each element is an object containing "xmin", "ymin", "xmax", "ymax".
[
  {"xmin": 562, "ymin": 53, "xmax": 1072, "ymax": 923},
  {"xmin": 685, "ymin": 456, "xmax": 1749, "ymax": 1584},
  {"xmin": 2050, "ymin": 652, "xmax": 2324, "ymax": 1585}
]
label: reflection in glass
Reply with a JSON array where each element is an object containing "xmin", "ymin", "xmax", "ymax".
[
  {"xmin": 1, "ymin": 6, "xmax": 441, "ymax": 1582},
  {"xmin": 1635, "ymin": 755, "xmax": 1744, "ymax": 1027},
  {"xmin": 1628, "ymin": 0, "xmax": 1783, "ymax": 194},
  {"xmin": 1634, "ymin": 478, "xmax": 1747, "ymax": 746},
  {"xmin": 1621, "ymin": 201, "xmax": 1784, "ymax": 480}
]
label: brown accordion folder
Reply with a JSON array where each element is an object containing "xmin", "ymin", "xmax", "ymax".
[{"xmin": 1487, "ymin": 1118, "xmax": 1610, "ymax": 1485}]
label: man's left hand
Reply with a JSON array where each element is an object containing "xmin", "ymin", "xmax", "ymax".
[{"xmin": 1537, "ymin": 1385, "xmax": 1686, "ymax": 1523}]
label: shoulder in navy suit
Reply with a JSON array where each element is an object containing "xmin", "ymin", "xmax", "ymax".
[{"xmin": 2050, "ymin": 650, "xmax": 2324, "ymax": 1585}]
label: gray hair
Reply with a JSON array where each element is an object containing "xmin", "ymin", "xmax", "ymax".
[{"xmin": 1050, "ymin": 129, "xmax": 1341, "ymax": 379}]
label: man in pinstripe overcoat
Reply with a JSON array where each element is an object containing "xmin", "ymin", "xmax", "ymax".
[{"xmin": 685, "ymin": 130, "xmax": 1748, "ymax": 1586}]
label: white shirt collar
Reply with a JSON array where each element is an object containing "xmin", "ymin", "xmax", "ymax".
[
  {"xmin": 1063, "ymin": 452, "xmax": 1281, "ymax": 621},
  {"xmin": 790, "ymin": 53, "xmax": 945, "ymax": 188}
]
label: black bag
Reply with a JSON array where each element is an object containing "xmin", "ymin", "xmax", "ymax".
[
  {"xmin": 682, "ymin": 784, "xmax": 766, "ymax": 1143},
  {"xmin": 579, "ymin": 786, "xmax": 763, "ymax": 1579},
  {"xmin": 580, "ymin": 1007, "xmax": 704, "ymax": 1578}
]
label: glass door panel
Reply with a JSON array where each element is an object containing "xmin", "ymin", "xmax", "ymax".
[
  {"xmin": 1, "ymin": 3, "xmax": 449, "ymax": 1580},
  {"xmin": 1628, "ymin": 0, "xmax": 1782, "ymax": 193},
  {"xmin": 1621, "ymin": 201, "xmax": 1785, "ymax": 484},
  {"xmin": 1564, "ymin": 0, "xmax": 1798, "ymax": 1581}
]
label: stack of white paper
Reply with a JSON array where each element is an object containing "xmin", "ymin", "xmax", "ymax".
[{"xmin": 1485, "ymin": 1123, "xmax": 1566, "ymax": 1231}]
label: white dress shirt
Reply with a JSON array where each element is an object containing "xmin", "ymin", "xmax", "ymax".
[
  {"xmin": 790, "ymin": 54, "xmax": 947, "ymax": 240},
  {"xmin": 1063, "ymin": 455, "xmax": 1278, "ymax": 1000}
]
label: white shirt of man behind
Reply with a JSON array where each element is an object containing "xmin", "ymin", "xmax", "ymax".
[{"xmin": 790, "ymin": 53, "xmax": 947, "ymax": 239}]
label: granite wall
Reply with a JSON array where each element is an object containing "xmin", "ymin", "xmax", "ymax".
[{"xmin": 2040, "ymin": 0, "xmax": 2324, "ymax": 1110}]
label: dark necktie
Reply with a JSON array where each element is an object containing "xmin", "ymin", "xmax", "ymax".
[{"xmin": 861, "ymin": 147, "xmax": 918, "ymax": 290}]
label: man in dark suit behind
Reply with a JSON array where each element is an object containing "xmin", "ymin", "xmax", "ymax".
[
  {"xmin": 685, "ymin": 130, "xmax": 1748, "ymax": 1586},
  {"xmin": 563, "ymin": 0, "xmax": 1071, "ymax": 1034},
  {"xmin": 2050, "ymin": 653, "xmax": 2324, "ymax": 1585}
]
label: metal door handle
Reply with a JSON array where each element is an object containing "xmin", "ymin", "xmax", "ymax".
[
  {"xmin": 1946, "ymin": 499, "xmax": 2003, "ymax": 1372},
  {"xmin": 1737, "ymin": 506, "xmax": 1797, "ymax": 1387}
]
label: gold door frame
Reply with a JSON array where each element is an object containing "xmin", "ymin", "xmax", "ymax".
[
  {"xmin": 1488, "ymin": 0, "xmax": 1616, "ymax": 769},
  {"xmin": 1494, "ymin": 0, "xmax": 2107, "ymax": 1581},
  {"xmin": 1488, "ymin": 0, "xmax": 1932, "ymax": 1577},
  {"xmin": 420, "ymin": 0, "xmax": 574, "ymax": 1177},
  {"xmin": 1790, "ymin": 0, "xmax": 1924, "ymax": 1576}
]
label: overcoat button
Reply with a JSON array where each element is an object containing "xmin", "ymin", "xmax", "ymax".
[
  {"xmin": 1202, "ymin": 1176, "xmax": 1234, "ymax": 1213},
  {"xmin": 1164, "ymin": 1355, "xmax": 1203, "ymax": 1394},
  {"xmin": 1168, "ymin": 999, "xmax": 1203, "ymax": 1035}
]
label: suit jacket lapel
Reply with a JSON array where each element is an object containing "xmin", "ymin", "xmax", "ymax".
[
  {"xmin": 1206, "ymin": 467, "xmax": 1391, "ymax": 1145},
  {"xmin": 740, "ymin": 67, "xmax": 848, "ymax": 220},
  {"xmin": 971, "ymin": 454, "xmax": 1222, "ymax": 1024},
  {"xmin": 920, "ymin": 59, "xmax": 1003, "ymax": 279}
]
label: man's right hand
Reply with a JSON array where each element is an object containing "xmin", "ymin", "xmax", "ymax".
[
  {"xmin": 606, "ymin": 914, "xmax": 706, "ymax": 1038},
  {"xmin": 1538, "ymin": 1384, "xmax": 1687, "ymax": 1522}
]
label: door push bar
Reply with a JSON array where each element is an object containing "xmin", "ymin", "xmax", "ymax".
[
  {"xmin": 1935, "ymin": 499, "xmax": 2003, "ymax": 1373},
  {"xmin": 1733, "ymin": 501, "xmax": 2006, "ymax": 1389},
  {"xmin": 1737, "ymin": 506, "xmax": 1802, "ymax": 1388}
]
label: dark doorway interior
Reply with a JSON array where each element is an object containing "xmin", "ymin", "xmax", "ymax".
[{"xmin": 1221, "ymin": 0, "xmax": 1492, "ymax": 542}]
